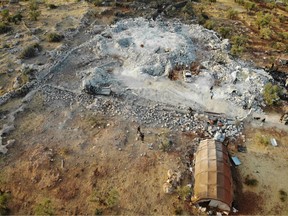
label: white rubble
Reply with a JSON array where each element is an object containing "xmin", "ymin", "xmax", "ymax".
[{"xmin": 81, "ymin": 18, "xmax": 271, "ymax": 117}]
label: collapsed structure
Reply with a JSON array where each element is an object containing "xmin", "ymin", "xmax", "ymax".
[{"xmin": 192, "ymin": 139, "xmax": 233, "ymax": 213}]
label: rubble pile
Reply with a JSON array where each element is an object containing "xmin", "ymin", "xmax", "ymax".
[
  {"xmin": 81, "ymin": 18, "xmax": 271, "ymax": 116},
  {"xmin": 85, "ymin": 94, "xmax": 245, "ymax": 141}
]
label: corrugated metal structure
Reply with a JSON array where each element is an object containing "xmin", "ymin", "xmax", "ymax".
[{"xmin": 192, "ymin": 139, "xmax": 233, "ymax": 212}]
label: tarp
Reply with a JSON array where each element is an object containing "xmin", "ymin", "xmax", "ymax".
[{"xmin": 192, "ymin": 139, "xmax": 233, "ymax": 212}]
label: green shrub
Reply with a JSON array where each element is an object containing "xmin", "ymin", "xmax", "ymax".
[
  {"xmin": 263, "ymin": 82, "xmax": 282, "ymax": 106},
  {"xmin": 244, "ymin": 175, "xmax": 258, "ymax": 186},
  {"xmin": 204, "ymin": 20, "xmax": 215, "ymax": 30},
  {"xmin": 279, "ymin": 190, "xmax": 287, "ymax": 202},
  {"xmin": 182, "ymin": 2, "xmax": 194, "ymax": 16},
  {"xmin": 0, "ymin": 192, "xmax": 10, "ymax": 215},
  {"xmin": 29, "ymin": 0, "xmax": 39, "ymax": 11},
  {"xmin": 231, "ymin": 45, "xmax": 244, "ymax": 56},
  {"xmin": 231, "ymin": 34, "xmax": 247, "ymax": 47},
  {"xmin": 256, "ymin": 12, "xmax": 272, "ymax": 28},
  {"xmin": 1, "ymin": 9, "xmax": 9, "ymax": 21},
  {"xmin": 255, "ymin": 133, "xmax": 269, "ymax": 146},
  {"xmin": 260, "ymin": 27, "xmax": 272, "ymax": 40},
  {"xmin": 244, "ymin": 1, "xmax": 256, "ymax": 12},
  {"xmin": 93, "ymin": 0, "xmax": 104, "ymax": 6},
  {"xmin": 47, "ymin": 32, "xmax": 64, "ymax": 42},
  {"xmin": 47, "ymin": 4, "xmax": 58, "ymax": 9},
  {"xmin": 176, "ymin": 185, "xmax": 191, "ymax": 200},
  {"xmin": 7, "ymin": 12, "xmax": 23, "ymax": 24},
  {"xmin": 226, "ymin": 8, "xmax": 238, "ymax": 19},
  {"xmin": 20, "ymin": 43, "xmax": 41, "ymax": 59},
  {"xmin": 0, "ymin": 22, "xmax": 12, "ymax": 34},
  {"xmin": 34, "ymin": 199, "xmax": 54, "ymax": 215},
  {"xmin": 29, "ymin": 10, "xmax": 41, "ymax": 21},
  {"xmin": 106, "ymin": 189, "xmax": 119, "ymax": 208},
  {"xmin": 218, "ymin": 26, "xmax": 232, "ymax": 38},
  {"xmin": 159, "ymin": 139, "xmax": 173, "ymax": 152}
]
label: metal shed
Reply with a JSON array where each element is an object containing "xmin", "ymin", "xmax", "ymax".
[{"xmin": 192, "ymin": 139, "xmax": 233, "ymax": 212}]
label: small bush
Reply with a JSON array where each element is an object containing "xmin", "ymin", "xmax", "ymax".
[
  {"xmin": 94, "ymin": 208, "xmax": 103, "ymax": 215},
  {"xmin": 231, "ymin": 44, "xmax": 244, "ymax": 56},
  {"xmin": 47, "ymin": 32, "xmax": 64, "ymax": 42},
  {"xmin": 159, "ymin": 139, "xmax": 173, "ymax": 152},
  {"xmin": 47, "ymin": 4, "xmax": 58, "ymax": 9},
  {"xmin": 20, "ymin": 43, "xmax": 41, "ymax": 59},
  {"xmin": 29, "ymin": 10, "xmax": 41, "ymax": 21},
  {"xmin": 244, "ymin": 1, "xmax": 256, "ymax": 12},
  {"xmin": 0, "ymin": 192, "xmax": 10, "ymax": 215},
  {"xmin": 204, "ymin": 20, "xmax": 215, "ymax": 30},
  {"xmin": 255, "ymin": 133, "xmax": 269, "ymax": 147},
  {"xmin": 256, "ymin": 12, "xmax": 272, "ymax": 28},
  {"xmin": 263, "ymin": 82, "xmax": 282, "ymax": 106},
  {"xmin": 0, "ymin": 22, "xmax": 12, "ymax": 34},
  {"xmin": 226, "ymin": 8, "xmax": 238, "ymax": 19},
  {"xmin": 176, "ymin": 185, "xmax": 191, "ymax": 200},
  {"xmin": 218, "ymin": 26, "xmax": 232, "ymax": 38},
  {"xmin": 279, "ymin": 189, "xmax": 287, "ymax": 202},
  {"xmin": 7, "ymin": 12, "xmax": 23, "ymax": 24},
  {"xmin": 34, "ymin": 199, "xmax": 54, "ymax": 215},
  {"xmin": 260, "ymin": 27, "xmax": 272, "ymax": 40},
  {"xmin": 106, "ymin": 189, "xmax": 119, "ymax": 208},
  {"xmin": 93, "ymin": 0, "xmax": 104, "ymax": 6},
  {"xmin": 244, "ymin": 175, "xmax": 258, "ymax": 186},
  {"xmin": 1, "ymin": 9, "xmax": 9, "ymax": 21}
]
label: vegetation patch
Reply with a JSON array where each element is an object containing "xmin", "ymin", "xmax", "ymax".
[
  {"xmin": 0, "ymin": 22, "xmax": 12, "ymax": 34},
  {"xmin": 263, "ymin": 83, "xmax": 282, "ymax": 106},
  {"xmin": 254, "ymin": 133, "xmax": 269, "ymax": 147},
  {"xmin": 19, "ymin": 43, "xmax": 42, "ymax": 59},
  {"xmin": 0, "ymin": 192, "xmax": 10, "ymax": 215},
  {"xmin": 34, "ymin": 199, "xmax": 54, "ymax": 215},
  {"xmin": 244, "ymin": 175, "xmax": 258, "ymax": 187},
  {"xmin": 47, "ymin": 32, "xmax": 64, "ymax": 42},
  {"xmin": 279, "ymin": 189, "xmax": 287, "ymax": 202}
]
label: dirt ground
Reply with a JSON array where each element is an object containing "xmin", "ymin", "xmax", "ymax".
[{"xmin": 232, "ymin": 126, "xmax": 288, "ymax": 215}]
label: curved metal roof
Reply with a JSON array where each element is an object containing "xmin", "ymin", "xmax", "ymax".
[{"xmin": 192, "ymin": 139, "xmax": 233, "ymax": 211}]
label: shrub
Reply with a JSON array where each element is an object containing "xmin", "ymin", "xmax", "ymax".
[
  {"xmin": 244, "ymin": 175, "xmax": 258, "ymax": 186},
  {"xmin": 218, "ymin": 26, "xmax": 232, "ymax": 38},
  {"xmin": 244, "ymin": 1, "xmax": 256, "ymax": 12},
  {"xmin": 0, "ymin": 22, "xmax": 12, "ymax": 34},
  {"xmin": 260, "ymin": 27, "xmax": 272, "ymax": 40},
  {"xmin": 29, "ymin": 10, "xmax": 41, "ymax": 21},
  {"xmin": 176, "ymin": 185, "xmax": 191, "ymax": 200},
  {"xmin": 47, "ymin": 32, "xmax": 64, "ymax": 42},
  {"xmin": 204, "ymin": 20, "xmax": 215, "ymax": 30},
  {"xmin": 182, "ymin": 2, "xmax": 194, "ymax": 16},
  {"xmin": 29, "ymin": 0, "xmax": 39, "ymax": 11},
  {"xmin": 279, "ymin": 189, "xmax": 287, "ymax": 202},
  {"xmin": 93, "ymin": 0, "xmax": 104, "ymax": 6},
  {"xmin": 263, "ymin": 82, "xmax": 282, "ymax": 106},
  {"xmin": 20, "ymin": 43, "xmax": 41, "ymax": 59},
  {"xmin": 34, "ymin": 199, "xmax": 54, "ymax": 215},
  {"xmin": 1, "ymin": 9, "xmax": 9, "ymax": 21},
  {"xmin": 159, "ymin": 138, "xmax": 173, "ymax": 152},
  {"xmin": 226, "ymin": 8, "xmax": 238, "ymax": 19},
  {"xmin": 7, "ymin": 12, "xmax": 23, "ymax": 24},
  {"xmin": 0, "ymin": 192, "xmax": 10, "ymax": 215},
  {"xmin": 255, "ymin": 133, "xmax": 269, "ymax": 146},
  {"xmin": 47, "ymin": 4, "xmax": 58, "ymax": 9},
  {"xmin": 106, "ymin": 189, "xmax": 119, "ymax": 208},
  {"xmin": 256, "ymin": 12, "xmax": 272, "ymax": 28}
]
